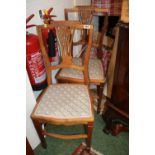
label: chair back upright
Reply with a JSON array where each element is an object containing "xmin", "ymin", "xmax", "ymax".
[
  {"xmin": 37, "ymin": 21, "xmax": 93, "ymax": 86},
  {"xmin": 107, "ymin": 26, "xmax": 120, "ymax": 98}
]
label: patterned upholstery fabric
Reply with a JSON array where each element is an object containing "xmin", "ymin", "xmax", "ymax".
[
  {"xmin": 59, "ymin": 58, "xmax": 105, "ymax": 81},
  {"xmin": 34, "ymin": 84, "xmax": 92, "ymax": 119}
]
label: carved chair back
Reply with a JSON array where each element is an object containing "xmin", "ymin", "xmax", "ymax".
[
  {"xmin": 37, "ymin": 21, "xmax": 93, "ymax": 85},
  {"xmin": 64, "ymin": 6, "xmax": 108, "ymax": 52}
]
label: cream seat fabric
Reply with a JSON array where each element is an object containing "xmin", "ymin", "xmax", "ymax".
[
  {"xmin": 59, "ymin": 58, "xmax": 105, "ymax": 81},
  {"xmin": 34, "ymin": 84, "xmax": 92, "ymax": 119}
]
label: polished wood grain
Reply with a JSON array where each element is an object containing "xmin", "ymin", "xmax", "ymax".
[
  {"xmin": 109, "ymin": 23, "xmax": 129, "ymax": 115},
  {"xmin": 107, "ymin": 27, "xmax": 120, "ymax": 98},
  {"xmin": 120, "ymin": 0, "xmax": 129, "ymax": 23}
]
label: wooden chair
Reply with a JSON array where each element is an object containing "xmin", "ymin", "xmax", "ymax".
[
  {"xmin": 56, "ymin": 6, "xmax": 108, "ymax": 113},
  {"xmin": 31, "ymin": 21, "xmax": 94, "ymax": 152},
  {"xmin": 64, "ymin": 6, "xmax": 108, "ymax": 53}
]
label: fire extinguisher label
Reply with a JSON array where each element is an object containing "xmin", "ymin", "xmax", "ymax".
[{"xmin": 27, "ymin": 50, "xmax": 46, "ymax": 84}]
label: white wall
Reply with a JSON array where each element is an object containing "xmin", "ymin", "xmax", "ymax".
[
  {"xmin": 75, "ymin": 0, "xmax": 91, "ymax": 5},
  {"xmin": 26, "ymin": 0, "xmax": 91, "ymax": 27},
  {"xmin": 26, "ymin": 0, "xmax": 75, "ymax": 149},
  {"xmin": 26, "ymin": 0, "xmax": 91, "ymax": 149},
  {"xmin": 26, "ymin": 73, "xmax": 40, "ymax": 149},
  {"xmin": 26, "ymin": 0, "xmax": 74, "ymax": 34}
]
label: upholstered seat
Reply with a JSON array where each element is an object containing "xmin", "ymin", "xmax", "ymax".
[
  {"xmin": 34, "ymin": 84, "xmax": 92, "ymax": 119},
  {"xmin": 59, "ymin": 58, "xmax": 105, "ymax": 83}
]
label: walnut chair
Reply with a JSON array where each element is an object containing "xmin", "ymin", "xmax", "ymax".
[
  {"xmin": 31, "ymin": 21, "xmax": 94, "ymax": 152},
  {"xmin": 56, "ymin": 7, "xmax": 108, "ymax": 113}
]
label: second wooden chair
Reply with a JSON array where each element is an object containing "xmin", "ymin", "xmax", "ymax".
[{"xmin": 56, "ymin": 6, "xmax": 109, "ymax": 113}]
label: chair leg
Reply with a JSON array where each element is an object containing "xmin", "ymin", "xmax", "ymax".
[
  {"xmin": 86, "ymin": 122, "xmax": 94, "ymax": 152},
  {"xmin": 97, "ymin": 83, "xmax": 104, "ymax": 114},
  {"xmin": 97, "ymin": 48, "xmax": 103, "ymax": 59},
  {"xmin": 32, "ymin": 119, "xmax": 47, "ymax": 149}
]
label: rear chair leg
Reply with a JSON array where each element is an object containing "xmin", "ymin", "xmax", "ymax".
[
  {"xmin": 97, "ymin": 83, "xmax": 104, "ymax": 114},
  {"xmin": 86, "ymin": 122, "xmax": 94, "ymax": 152},
  {"xmin": 32, "ymin": 119, "xmax": 47, "ymax": 149}
]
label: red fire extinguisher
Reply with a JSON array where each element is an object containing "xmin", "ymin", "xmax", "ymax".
[
  {"xmin": 26, "ymin": 14, "xmax": 47, "ymax": 91},
  {"xmin": 39, "ymin": 8, "xmax": 59, "ymax": 63}
]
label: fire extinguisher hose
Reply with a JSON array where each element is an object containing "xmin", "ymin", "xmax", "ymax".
[{"xmin": 47, "ymin": 31, "xmax": 56, "ymax": 57}]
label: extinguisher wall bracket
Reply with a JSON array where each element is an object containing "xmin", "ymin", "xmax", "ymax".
[
  {"xmin": 26, "ymin": 14, "xmax": 35, "ymax": 24},
  {"xmin": 26, "ymin": 24, "xmax": 36, "ymax": 29},
  {"xmin": 26, "ymin": 14, "xmax": 36, "ymax": 29}
]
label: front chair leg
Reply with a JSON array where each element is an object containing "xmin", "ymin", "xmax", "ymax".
[
  {"xmin": 97, "ymin": 83, "xmax": 104, "ymax": 114},
  {"xmin": 32, "ymin": 119, "xmax": 47, "ymax": 149},
  {"xmin": 86, "ymin": 122, "xmax": 94, "ymax": 152}
]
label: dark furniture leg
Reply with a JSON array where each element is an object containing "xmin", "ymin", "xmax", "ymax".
[
  {"xmin": 32, "ymin": 120, "xmax": 47, "ymax": 148},
  {"xmin": 97, "ymin": 83, "xmax": 104, "ymax": 114},
  {"xmin": 86, "ymin": 122, "xmax": 94, "ymax": 152},
  {"xmin": 26, "ymin": 138, "xmax": 34, "ymax": 155}
]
